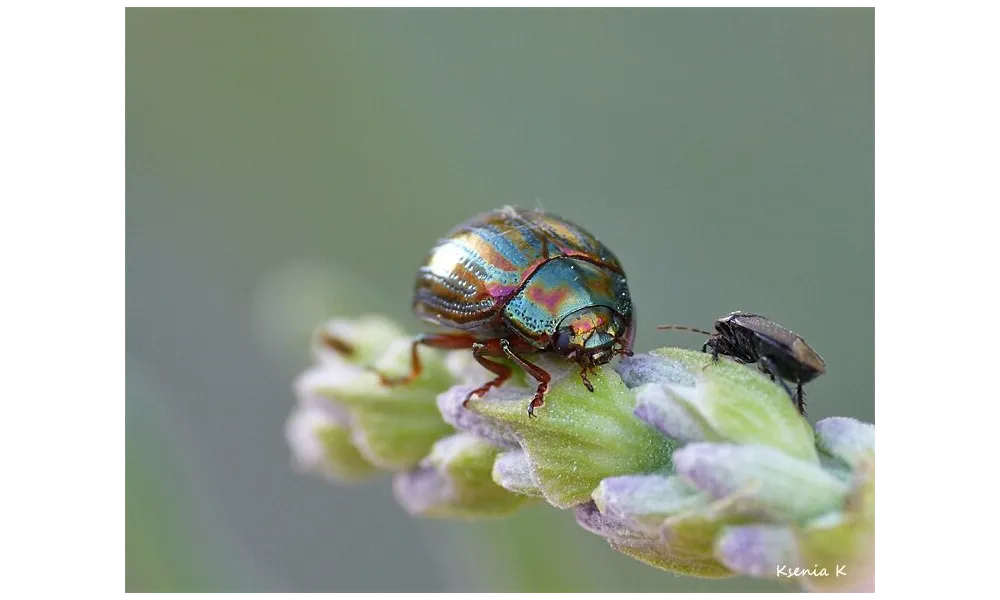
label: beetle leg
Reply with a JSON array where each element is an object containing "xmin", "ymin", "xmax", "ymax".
[
  {"xmin": 701, "ymin": 338, "xmax": 720, "ymax": 371},
  {"xmin": 613, "ymin": 341, "xmax": 634, "ymax": 358},
  {"xmin": 758, "ymin": 356, "xmax": 798, "ymax": 410},
  {"xmin": 462, "ymin": 340, "xmax": 515, "ymax": 407},
  {"xmin": 499, "ymin": 341, "xmax": 551, "ymax": 418},
  {"xmin": 795, "ymin": 382, "xmax": 807, "ymax": 417},
  {"xmin": 579, "ymin": 366, "xmax": 594, "ymax": 393},
  {"xmin": 372, "ymin": 332, "xmax": 478, "ymax": 387},
  {"xmin": 318, "ymin": 332, "xmax": 355, "ymax": 357}
]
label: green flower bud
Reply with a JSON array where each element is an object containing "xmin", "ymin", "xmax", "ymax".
[
  {"xmin": 575, "ymin": 502, "xmax": 732, "ymax": 578},
  {"xmin": 438, "ymin": 384, "xmax": 521, "ymax": 449},
  {"xmin": 673, "ymin": 443, "xmax": 849, "ymax": 521},
  {"xmin": 714, "ymin": 524, "xmax": 801, "ymax": 579},
  {"xmin": 814, "ymin": 417, "xmax": 875, "ymax": 470},
  {"xmin": 393, "ymin": 433, "xmax": 536, "ymax": 519},
  {"xmin": 295, "ymin": 318, "xmax": 455, "ymax": 471},
  {"xmin": 633, "ymin": 349, "xmax": 817, "ymax": 462},
  {"xmin": 284, "ymin": 395, "xmax": 376, "ymax": 481},
  {"xmin": 492, "ymin": 450, "xmax": 542, "ymax": 497},
  {"xmin": 633, "ymin": 383, "xmax": 714, "ymax": 444},
  {"xmin": 590, "ymin": 474, "xmax": 760, "ymax": 576},
  {"xmin": 465, "ymin": 358, "xmax": 676, "ymax": 508},
  {"xmin": 592, "ymin": 475, "xmax": 709, "ymax": 535},
  {"xmin": 712, "ymin": 457, "xmax": 874, "ymax": 590},
  {"xmin": 795, "ymin": 457, "xmax": 874, "ymax": 592},
  {"xmin": 659, "ymin": 492, "xmax": 766, "ymax": 564}
]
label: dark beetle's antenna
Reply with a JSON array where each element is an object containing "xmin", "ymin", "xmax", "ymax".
[{"xmin": 656, "ymin": 324, "xmax": 714, "ymax": 336}]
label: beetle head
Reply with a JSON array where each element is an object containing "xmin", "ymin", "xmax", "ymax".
[{"xmin": 553, "ymin": 306, "xmax": 631, "ymax": 367}]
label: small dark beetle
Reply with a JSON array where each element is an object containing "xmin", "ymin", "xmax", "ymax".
[
  {"xmin": 658, "ymin": 311, "xmax": 826, "ymax": 415},
  {"xmin": 377, "ymin": 207, "xmax": 635, "ymax": 416}
]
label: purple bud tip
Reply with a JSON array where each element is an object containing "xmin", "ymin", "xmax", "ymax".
[
  {"xmin": 672, "ymin": 443, "xmax": 738, "ymax": 499},
  {"xmin": 436, "ymin": 385, "xmax": 520, "ymax": 449},
  {"xmin": 393, "ymin": 467, "xmax": 450, "ymax": 516},
  {"xmin": 574, "ymin": 501, "xmax": 651, "ymax": 543},
  {"xmin": 815, "ymin": 417, "xmax": 873, "ymax": 441},
  {"xmin": 715, "ymin": 525, "xmax": 799, "ymax": 579},
  {"xmin": 633, "ymin": 384, "xmax": 709, "ymax": 443},
  {"xmin": 814, "ymin": 417, "xmax": 874, "ymax": 467},
  {"xmin": 493, "ymin": 450, "xmax": 539, "ymax": 496},
  {"xmin": 615, "ymin": 353, "xmax": 696, "ymax": 389}
]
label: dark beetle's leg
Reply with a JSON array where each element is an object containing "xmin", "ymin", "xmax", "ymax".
[
  {"xmin": 702, "ymin": 337, "xmax": 720, "ymax": 371},
  {"xmin": 795, "ymin": 381, "xmax": 807, "ymax": 417},
  {"xmin": 758, "ymin": 355, "xmax": 797, "ymax": 409},
  {"xmin": 463, "ymin": 340, "xmax": 514, "ymax": 407},
  {"xmin": 757, "ymin": 358, "xmax": 774, "ymax": 381},
  {"xmin": 373, "ymin": 332, "xmax": 478, "ymax": 387},
  {"xmin": 500, "ymin": 341, "xmax": 552, "ymax": 417}
]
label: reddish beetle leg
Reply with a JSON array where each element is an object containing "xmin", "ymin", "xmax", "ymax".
[
  {"xmin": 319, "ymin": 332, "xmax": 356, "ymax": 357},
  {"xmin": 498, "ymin": 339, "xmax": 552, "ymax": 417},
  {"xmin": 374, "ymin": 333, "xmax": 553, "ymax": 417},
  {"xmin": 372, "ymin": 332, "xmax": 479, "ymax": 387}
]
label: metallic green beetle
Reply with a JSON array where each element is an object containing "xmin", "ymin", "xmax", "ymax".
[{"xmin": 379, "ymin": 206, "xmax": 634, "ymax": 416}]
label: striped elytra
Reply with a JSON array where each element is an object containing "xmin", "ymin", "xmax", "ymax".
[{"xmin": 378, "ymin": 206, "xmax": 635, "ymax": 417}]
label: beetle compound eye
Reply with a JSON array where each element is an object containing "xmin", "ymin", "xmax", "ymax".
[{"xmin": 553, "ymin": 328, "xmax": 575, "ymax": 352}]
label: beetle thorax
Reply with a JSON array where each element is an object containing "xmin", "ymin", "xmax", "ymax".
[
  {"xmin": 711, "ymin": 320, "xmax": 760, "ymax": 363},
  {"xmin": 553, "ymin": 306, "xmax": 627, "ymax": 365}
]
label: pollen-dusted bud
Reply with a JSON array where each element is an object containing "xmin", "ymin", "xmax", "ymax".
[
  {"xmin": 814, "ymin": 417, "xmax": 875, "ymax": 469},
  {"xmin": 575, "ymin": 502, "xmax": 732, "ymax": 578},
  {"xmin": 592, "ymin": 475, "xmax": 709, "ymax": 535},
  {"xmin": 632, "ymin": 349, "xmax": 818, "ymax": 462},
  {"xmin": 393, "ymin": 433, "xmax": 536, "ymax": 519},
  {"xmin": 492, "ymin": 450, "xmax": 542, "ymax": 497},
  {"xmin": 284, "ymin": 394, "xmax": 376, "ymax": 481},
  {"xmin": 714, "ymin": 524, "xmax": 801, "ymax": 579},
  {"xmin": 464, "ymin": 359, "xmax": 676, "ymax": 508},
  {"xmin": 292, "ymin": 317, "xmax": 455, "ymax": 472},
  {"xmin": 673, "ymin": 443, "xmax": 849, "ymax": 521}
]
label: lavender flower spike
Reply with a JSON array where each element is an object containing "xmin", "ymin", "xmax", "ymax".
[{"xmin": 288, "ymin": 313, "xmax": 875, "ymax": 590}]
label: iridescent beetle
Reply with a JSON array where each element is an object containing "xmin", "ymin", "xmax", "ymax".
[
  {"xmin": 658, "ymin": 311, "xmax": 826, "ymax": 415},
  {"xmin": 377, "ymin": 206, "xmax": 635, "ymax": 416}
]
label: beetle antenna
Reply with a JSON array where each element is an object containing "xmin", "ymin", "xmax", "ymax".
[{"xmin": 656, "ymin": 324, "xmax": 714, "ymax": 337}]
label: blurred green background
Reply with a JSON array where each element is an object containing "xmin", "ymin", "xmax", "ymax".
[{"xmin": 126, "ymin": 8, "xmax": 873, "ymax": 592}]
